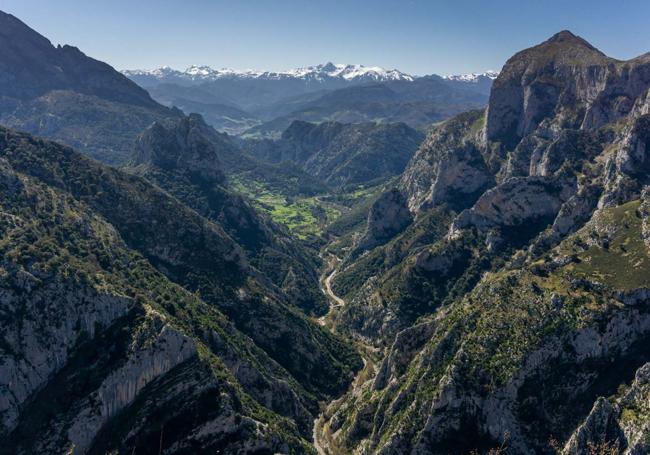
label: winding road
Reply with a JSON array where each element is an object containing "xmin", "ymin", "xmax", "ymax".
[
  {"xmin": 323, "ymin": 258, "xmax": 345, "ymax": 307},
  {"xmin": 317, "ymin": 253, "xmax": 346, "ymax": 326}
]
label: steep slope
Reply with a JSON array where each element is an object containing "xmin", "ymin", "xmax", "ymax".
[
  {"xmin": 127, "ymin": 114, "xmax": 328, "ymax": 315},
  {"xmin": 0, "ymin": 170, "xmax": 309, "ymax": 453},
  {"xmin": 0, "ymin": 127, "xmax": 362, "ymax": 453},
  {"xmin": 319, "ymin": 31, "xmax": 650, "ymax": 454},
  {"xmin": 244, "ymin": 120, "xmax": 425, "ymax": 187},
  {"xmin": 0, "ymin": 10, "xmax": 175, "ymax": 164}
]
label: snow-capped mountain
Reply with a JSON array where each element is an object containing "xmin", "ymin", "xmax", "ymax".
[
  {"xmin": 278, "ymin": 62, "xmax": 413, "ymax": 81},
  {"xmin": 443, "ymin": 70, "xmax": 499, "ymax": 83},
  {"xmin": 123, "ymin": 62, "xmax": 414, "ymax": 83}
]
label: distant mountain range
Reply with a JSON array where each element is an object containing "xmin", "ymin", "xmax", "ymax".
[
  {"xmin": 123, "ymin": 64, "xmax": 496, "ymax": 137},
  {"xmin": 124, "ymin": 62, "xmax": 415, "ymax": 84},
  {"xmin": 123, "ymin": 63, "xmax": 497, "ymax": 90}
]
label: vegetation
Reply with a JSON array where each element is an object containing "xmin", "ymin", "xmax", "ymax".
[
  {"xmin": 231, "ymin": 177, "xmax": 341, "ymax": 241},
  {"xmin": 0, "ymin": 126, "xmax": 363, "ymax": 452}
]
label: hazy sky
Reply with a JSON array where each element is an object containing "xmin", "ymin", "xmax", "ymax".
[{"xmin": 2, "ymin": 0, "xmax": 649, "ymax": 75}]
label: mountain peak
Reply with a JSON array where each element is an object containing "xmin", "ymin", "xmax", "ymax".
[
  {"xmin": 133, "ymin": 114, "xmax": 226, "ymax": 183},
  {"xmin": 321, "ymin": 62, "xmax": 337, "ymax": 72},
  {"xmin": 547, "ymin": 30, "xmax": 579, "ymax": 42},
  {"xmin": 545, "ymin": 30, "xmax": 598, "ymax": 51},
  {"xmin": 499, "ymin": 29, "xmax": 610, "ymax": 75},
  {"xmin": 0, "ymin": 9, "xmax": 52, "ymax": 48},
  {"xmin": 486, "ymin": 31, "xmax": 616, "ymax": 147}
]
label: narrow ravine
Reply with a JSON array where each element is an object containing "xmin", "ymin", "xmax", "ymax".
[
  {"xmin": 314, "ymin": 251, "xmax": 348, "ymax": 454},
  {"xmin": 313, "ymin": 250, "xmax": 379, "ymax": 454}
]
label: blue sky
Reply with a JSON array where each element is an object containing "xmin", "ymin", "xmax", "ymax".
[{"xmin": 1, "ymin": 0, "xmax": 649, "ymax": 75}]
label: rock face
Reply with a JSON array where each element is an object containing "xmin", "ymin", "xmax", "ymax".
[
  {"xmin": 485, "ymin": 30, "xmax": 650, "ymax": 149},
  {"xmin": 449, "ymin": 173, "xmax": 576, "ymax": 239},
  {"xmin": 600, "ymin": 114, "xmax": 650, "ymax": 208},
  {"xmin": 0, "ymin": 283, "xmax": 134, "ymax": 434},
  {"xmin": 245, "ymin": 120, "xmax": 425, "ymax": 187},
  {"xmin": 401, "ymin": 110, "xmax": 493, "ymax": 212},
  {"xmin": 355, "ymin": 188, "xmax": 413, "ymax": 253},
  {"xmin": 64, "ymin": 317, "xmax": 197, "ymax": 453},
  {"xmin": 0, "ymin": 10, "xmax": 175, "ymax": 164}
]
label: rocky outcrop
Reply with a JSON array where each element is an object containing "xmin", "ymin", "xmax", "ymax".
[
  {"xmin": 640, "ymin": 186, "xmax": 650, "ymax": 248},
  {"xmin": 372, "ymin": 321, "xmax": 436, "ymax": 391},
  {"xmin": 600, "ymin": 114, "xmax": 650, "ymax": 208},
  {"xmin": 529, "ymin": 184, "xmax": 602, "ymax": 254},
  {"xmin": 132, "ymin": 113, "xmax": 227, "ymax": 184},
  {"xmin": 355, "ymin": 188, "xmax": 413, "ymax": 253},
  {"xmin": 401, "ymin": 110, "xmax": 493, "ymax": 212},
  {"xmin": 563, "ymin": 398, "xmax": 622, "ymax": 455},
  {"xmin": 449, "ymin": 174, "xmax": 576, "ymax": 239},
  {"xmin": 414, "ymin": 243, "xmax": 464, "ymax": 274},
  {"xmin": 564, "ymin": 363, "xmax": 650, "ymax": 455}
]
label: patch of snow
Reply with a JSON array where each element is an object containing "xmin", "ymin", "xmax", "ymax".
[{"xmin": 443, "ymin": 70, "xmax": 499, "ymax": 83}]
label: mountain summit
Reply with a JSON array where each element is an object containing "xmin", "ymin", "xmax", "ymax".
[{"xmin": 486, "ymin": 29, "xmax": 643, "ymax": 148}]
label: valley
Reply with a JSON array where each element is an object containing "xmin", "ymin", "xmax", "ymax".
[{"xmin": 2, "ymin": 5, "xmax": 650, "ymax": 455}]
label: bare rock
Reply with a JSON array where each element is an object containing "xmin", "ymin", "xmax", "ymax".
[
  {"xmin": 401, "ymin": 110, "xmax": 493, "ymax": 213},
  {"xmin": 356, "ymin": 188, "xmax": 412, "ymax": 253}
]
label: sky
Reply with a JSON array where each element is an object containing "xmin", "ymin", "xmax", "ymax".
[{"xmin": 1, "ymin": 0, "xmax": 650, "ymax": 76}]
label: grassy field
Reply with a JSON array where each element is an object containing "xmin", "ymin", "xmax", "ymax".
[
  {"xmin": 231, "ymin": 175, "xmax": 389, "ymax": 242},
  {"xmin": 231, "ymin": 177, "xmax": 344, "ymax": 240}
]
